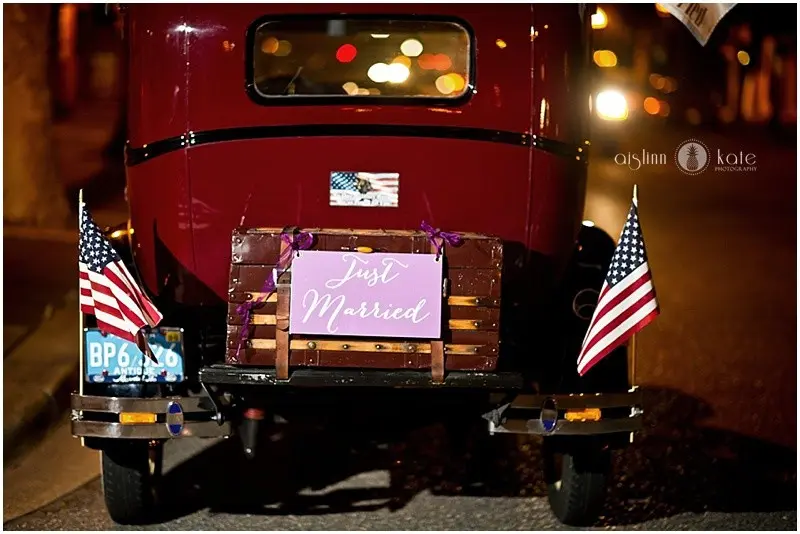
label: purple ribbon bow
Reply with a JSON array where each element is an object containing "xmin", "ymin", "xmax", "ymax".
[
  {"xmin": 421, "ymin": 220, "xmax": 463, "ymax": 259},
  {"xmin": 235, "ymin": 230, "xmax": 313, "ymax": 358}
]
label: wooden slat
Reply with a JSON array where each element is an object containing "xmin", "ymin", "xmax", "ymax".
[
  {"xmin": 448, "ymin": 319, "xmax": 498, "ymax": 330},
  {"xmin": 248, "ymin": 314, "xmax": 278, "ymax": 325},
  {"xmin": 233, "ymin": 228, "xmax": 502, "ymax": 268},
  {"xmin": 226, "ymin": 325, "xmax": 499, "ymax": 349},
  {"xmin": 242, "ymin": 314, "xmax": 497, "ymax": 331},
  {"xmin": 247, "ymin": 339, "xmax": 488, "ymax": 356},
  {"xmin": 227, "ymin": 349, "xmax": 498, "ymax": 371},
  {"xmin": 447, "ymin": 295, "xmax": 501, "ymax": 307},
  {"xmin": 233, "ymin": 294, "xmax": 499, "ymax": 307},
  {"xmin": 228, "ymin": 304, "xmax": 499, "ymax": 323}
]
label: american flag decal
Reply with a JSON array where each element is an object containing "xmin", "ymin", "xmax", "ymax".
[
  {"xmin": 577, "ymin": 192, "xmax": 660, "ymax": 376},
  {"xmin": 330, "ymin": 171, "xmax": 399, "ymax": 207},
  {"xmin": 79, "ymin": 202, "xmax": 163, "ymax": 360}
]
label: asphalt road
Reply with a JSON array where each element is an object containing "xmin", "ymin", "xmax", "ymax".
[{"xmin": 4, "ymin": 123, "xmax": 796, "ymax": 530}]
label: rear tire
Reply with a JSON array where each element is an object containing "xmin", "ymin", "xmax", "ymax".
[
  {"xmin": 101, "ymin": 440, "xmax": 163, "ymax": 525},
  {"xmin": 543, "ymin": 439, "xmax": 610, "ymax": 526}
]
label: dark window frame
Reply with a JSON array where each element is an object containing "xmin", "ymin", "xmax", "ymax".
[{"xmin": 245, "ymin": 13, "xmax": 477, "ymax": 107}]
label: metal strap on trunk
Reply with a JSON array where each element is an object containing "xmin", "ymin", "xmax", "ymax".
[
  {"xmin": 430, "ymin": 241, "xmax": 445, "ymax": 383},
  {"xmin": 275, "ymin": 240, "xmax": 290, "ymax": 379}
]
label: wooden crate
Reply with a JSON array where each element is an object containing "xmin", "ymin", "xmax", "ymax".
[{"xmin": 225, "ymin": 228, "xmax": 503, "ymax": 380}]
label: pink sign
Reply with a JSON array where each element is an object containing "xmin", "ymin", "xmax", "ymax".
[{"xmin": 289, "ymin": 250, "xmax": 443, "ymax": 338}]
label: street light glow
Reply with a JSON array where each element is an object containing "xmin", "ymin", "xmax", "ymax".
[
  {"xmin": 591, "ymin": 8, "xmax": 608, "ymax": 29},
  {"xmin": 595, "ymin": 89, "xmax": 628, "ymax": 121}
]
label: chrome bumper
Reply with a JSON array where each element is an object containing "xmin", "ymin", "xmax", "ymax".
[
  {"xmin": 70, "ymin": 393, "xmax": 232, "ymax": 439},
  {"xmin": 483, "ymin": 390, "xmax": 643, "ymax": 436}
]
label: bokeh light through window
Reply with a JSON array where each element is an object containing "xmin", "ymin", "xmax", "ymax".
[
  {"xmin": 252, "ymin": 18, "xmax": 470, "ymax": 98},
  {"xmin": 336, "ymin": 44, "xmax": 357, "ymax": 63}
]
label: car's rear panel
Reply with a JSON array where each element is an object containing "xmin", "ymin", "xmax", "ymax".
[{"xmin": 125, "ymin": 5, "xmax": 591, "ymax": 363}]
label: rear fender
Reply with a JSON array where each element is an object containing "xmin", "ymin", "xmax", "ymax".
[{"xmin": 552, "ymin": 224, "xmax": 628, "ymax": 393}]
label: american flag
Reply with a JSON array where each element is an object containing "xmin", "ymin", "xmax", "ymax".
[
  {"xmin": 330, "ymin": 171, "xmax": 399, "ymax": 195},
  {"xmin": 577, "ymin": 193, "xmax": 660, "ymax": 376},
  {"xmin": 79, "ymin": 202, "xmax": 163, "ymax": 360}
]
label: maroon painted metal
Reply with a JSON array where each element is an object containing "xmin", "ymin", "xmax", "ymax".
[{"xmin": 123, "ymin": 4, "xmax": 591, "ymax": 307}]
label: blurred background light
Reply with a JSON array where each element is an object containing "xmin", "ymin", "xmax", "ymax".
[
  {"xmin": 435, "ymin": 74, "xmax": 456, "ymax": 95},
  {"xmin": 591, "ymin": 7, "xmax": 608, "ymax": 29},
  {"xmin": 655, "ymin": 3, "xmax": 671, "ymax": 16},
  {"xmin": 260, "ymin": 36, "xmax": 279, "ymax": 54},
  {"xmin": 593, "ymin": 50, "xmax": 618, "ymax": 68},
  {"xmin": 386, "ymin": 62, "xmax": 411, "ymax": 83},
  {"xmin": 392, "ymin": 56, "xmax": 412, "ymax": 68},
  {"xmin": 644, "ymin": 96, "xmax": 661, "ymax": 115},
  {"xmin": 342, "ymin": 81, "xmax": 358, "ymax": 95},
  {"xmin": 595, "ymin": 89, "xmax": 628, "ymax": 120},
  {"xmin": 274, "ymin": 40, "xmax": 292, "ymax": 57},
  {"xmin": 686, "ymin": 107, "xmax": 702, "ymax": 125},
  {"xmin": 335, "ymin": 44, "xmax": 357, "ymax": 63},
  {"xmin": 367, "ymin": 63, "xmax": 390, "ymax": 83},
  {"xmin": 417, "ymin": 53, "xmax": 434, "ymax": 70},
  {"xmin": 496, "ymin": 39, "xmax": 507, "ymax": 49},
  {"xmin": 737, "ymin": 50, "xmax": 751, "ymax": 66},
  {"xmin": 400, "ymin": 38, "xmax": 423, "ymax": 57},
  {"xmin": 444, "ymin": 73, "xmax": 465, "ymax": 92},
  {"xmin": 433, "ymin": 54, "xmax": 452, "ymax": 71}
]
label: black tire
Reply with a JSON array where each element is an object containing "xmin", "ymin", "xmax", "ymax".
[
  {"xmin": 101, "ymin": 440, "xmax": 163, "ymax": 525},
  {"xmin": 543, "ymin": 440, "xmax": 610, "ymax": 526}
]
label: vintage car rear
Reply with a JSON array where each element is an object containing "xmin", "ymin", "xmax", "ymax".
[{"xmin": 72, "ymin": 4, "xmax": 641, "ymax": 527}]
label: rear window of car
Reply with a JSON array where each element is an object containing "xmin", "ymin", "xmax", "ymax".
[{"xmin": 249, "ymin": 17, "xmax": 472, "ymax": 102}]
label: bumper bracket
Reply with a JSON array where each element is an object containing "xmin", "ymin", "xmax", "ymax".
[{"xmin": 70, "ymin": 393, "xmax": 232, "ymax": 440}]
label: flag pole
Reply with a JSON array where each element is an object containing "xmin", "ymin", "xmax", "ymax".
[
  {"xmin": 78, "ymin": 190, "xmax": 85, "ymax": 397},
  {"xmin": 78, "ymin": 190, "xmax": 86, "ymax": 447},
  {"xmin": 629, "ymin": 183, "xmax": 638, "ymax": 388}
]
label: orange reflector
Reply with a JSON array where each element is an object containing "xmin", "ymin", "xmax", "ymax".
[
  {"xmin": 564, "ymin": 408, "xmax": 602, "ymax": 422},
  {"xmin": 119, "ymin": 412, "xmax": 157, "ymax": 424}
]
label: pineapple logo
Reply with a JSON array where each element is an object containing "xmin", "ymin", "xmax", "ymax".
[{"xmin": 675, "ymin": 139, "xmax": 710, "ymax": 175}]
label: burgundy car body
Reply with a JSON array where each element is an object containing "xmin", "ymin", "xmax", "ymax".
[{"xmin": 123, "ymin": 4, "xmax": 592, "ymax": 311}]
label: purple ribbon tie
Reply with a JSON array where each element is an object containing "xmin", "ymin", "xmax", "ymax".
[
  {"xmin": 421, "ymin": 220, "xmax": 463, "ymax": 259},
  {"xmin": 236, "ymin": 230, "xmax": 313, "ymax": 359}
]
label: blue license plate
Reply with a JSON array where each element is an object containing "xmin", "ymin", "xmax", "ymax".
[{"xmin": 84, "ymin": 328, "xmax": 185, "ymax": 383}]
